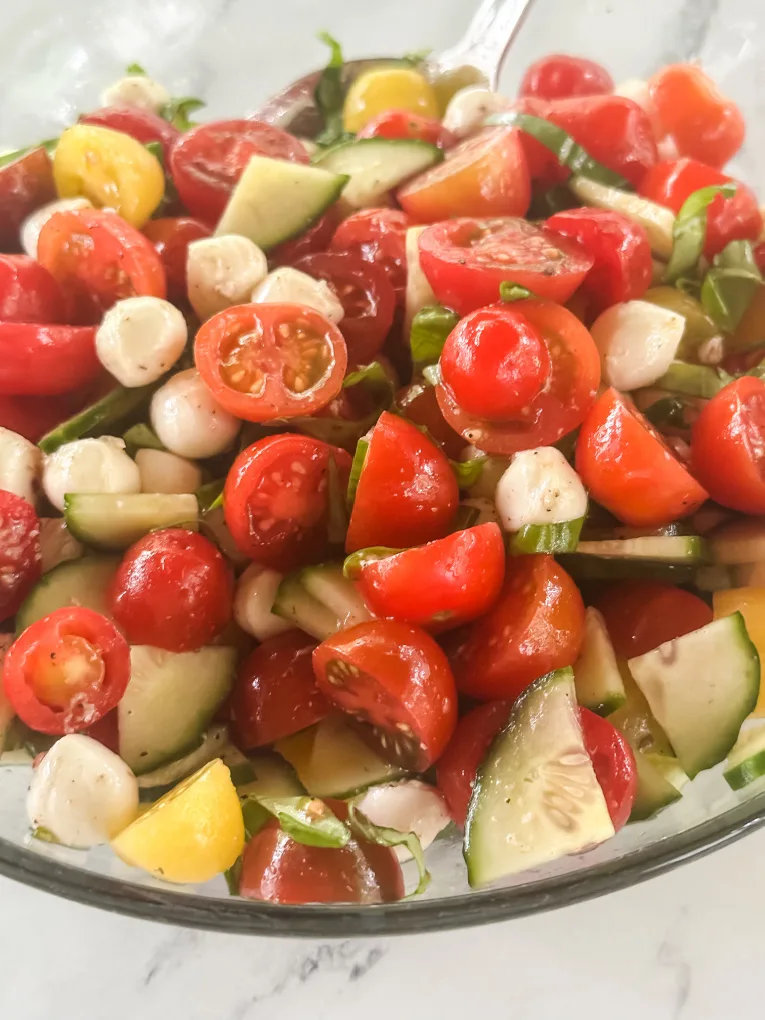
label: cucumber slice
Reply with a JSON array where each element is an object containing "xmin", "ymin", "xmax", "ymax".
[
  {"xmin": 119, "ymin": 645, "xmax": 236, "ymax": 774},
  {"xmin": 654, "ymin": 361, "xmax": 725, "ymax": 399},
  {"xmin": 38, "ymin": 384, "xmax": 156, "ymax": 454},
  {"xmin": 558, "ymin": 553, "xmax": 696, "ymax": 585},
  {"xmin": 628, "ymin": 613, "xmax": 760, "ymax": 778},
  {"xmin": 464, "ymin": 668, "xmax": 614, "ymax": 887},
  {"xmin": 314, "ymin": 138, "xmax": 442, "ymax": 209},
  {"xmin": 64, "ymin": 493, "xmax": 198, "ymax": 550},
  {"xmin": 568, "ymin": 176, "xmax": 675, "ymax": 259},
  {"xmin": 607, "ymin": 664, "xmax": 675, "ymax": 757},
  {"xmin": 299, "ymin": 563, "xmax": 373, "ymax": 629},
  {"xmin": 272, "ymin": 573, "xmax": 342, "ymax": 640},
  {"xmin": 630, "ymin": 751, "xmax": 687, "ymax": 821},
  {"xmin": 724, "ymin": 724, "xmax": 765, "ymax": 790},
  {"xmin": 16, "ymin": 556, "xmax": 119, "ymax": 633},
  {"xmin": 136, "ymin": 725, "xmax": 230, "ymax": 794},
  {"xmin": 574, "ymin": 535, "xmax": 707, "ymax": 564},
  {"xmin": 709, "ymin": 517, "xmax": 765, "ymax": 565},
  {"xmin": 215, "ymin": 155, "xmax": 348, "ymax": 250},
  {"xmin": 510, "ymin": 518, "xmax": 584, "ymax": 555},
  {"xmin": 237, "ymin": 753, "xmax": 305, "ymax": 800},
  {"xmin": 574, "ymin": 608, "xmax": 626, "ymax": 715}
]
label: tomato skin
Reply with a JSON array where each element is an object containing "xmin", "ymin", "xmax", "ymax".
[
  {"xmin": 395, "ymin": 382, "xmax": 465, "ymax": 459},
  {"xmin": 0, "ymin": 490, "xmax": 41, "ymax": 623},
  {"xmin": 269, "ymin": 209, "xmax": 340, "ymax": 268},
  {"xmin": 579, "ymin": 708, "xmax": 637, "ymax": 832},
  {"xmin": 576, "ymin": 388, "xmax": 708, "ymax": 527},
  {"xmin": 435, "ymin": 700, "xmax": 511, "ymax": 826},
  {"xmin": 0, "ymin": 391, "xmax": 93, "ymax": 443},
  {"xmin": 313, "ymin": 620, "xmax": 458, "ymax": 770},
  {"xmin": 0, "ymin": 255, "xmax": 68, "ymax": 324},
  {"xmin": 0, "ymin": 148, "xmax": 56, "ymax": 252},
  {"xmin": 109, "ymin": 530, "xmax": 234, "ymax": 653},
  {"xmin": 2, "ymin": 607, "xmax": 130, "ymax": 734},
  {"xmin": 595, "ymin": 581, "xmax": 713, "ymax": 659},
  {"xmin": 450, "ymin": 554, "xmax": 585, "ymax": 702},
  {"xmin": 0, "ymin": 324, "xmax": 100, "ymax": 396},
  {"xmin": 330, "ymin": 208, "xmax": 411, "ymax": 305},
  {"xmin": 143, "ymin": 217, "xmax": 210, "ymax": 305},
  {"xmin": 346, "ymin": 411, "xmax": 458, "ymax": 553},
  {"xmin": 84, "ymin": 708, "xmax": 120, "ymax": 755},
  {"xmin": 80, "ymin": 106, "xmax": 180, "ymax": 163},
  {"xmin": 358, "ymin": 109, "xmax": 456, "ymax": 149},
  {"xmin": 520, "ymin": 54, "xmax": 614, "ymax": 102}
]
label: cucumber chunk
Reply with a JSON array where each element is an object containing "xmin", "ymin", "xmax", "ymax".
[
  {"xmin": 630, "ymin": 751, "xmax": 687, "ymax": 821},
  {"xmin": 38, "ymin": 384, "xmax": 157, "ymax": 454},
  {"xmin": 559, "ymin": 554, "xmax": 696, "ymax": 585},
  {"xmin": 136, "ymin": 725, "xmax": 231, "ymax": 794},
  {"xmin": 607, "ymin": 665, "xmax": 675, "ymax": 758},
  {"xmin": 64, "ymin": 493, "xmax": 198, "ymax": 550},
  {"xmin": 709, "ymin": 517, "xmax": 765, "ymax": 565},
  {"xmin": 568, "ymin": 176, "xmax": 675, "ymax": 259},
  {"xmin": 314, "ymin": 138, "xmax": 442, "ymax": 209},
  {"xmin": 273, "ymin": 564, "xmax": 373, "ymax": 639},
  {"xmin": 235, "ymin": 752, "xmax": 305, "ymax": 800},
  {"xmin": 574, "ymin": 607, "xmax": 626, "ymax": 715},
  {"xmin": 464, "ymin": 668, "xmax": 615, "ymax": 887},
  {"xmin": 724, "ymin": 724, "xmax": 765, "ymax": 790},
  {"xmin": 16, "ymin": 556, "xmax": 119, "ymax": 633},
  {"xmin": 574, "ymin": 535, "xmax": 706, "ymax": 563},
  {"xmin": 654, "ymin": 361, "xmax": 725, "ymax": 399}
]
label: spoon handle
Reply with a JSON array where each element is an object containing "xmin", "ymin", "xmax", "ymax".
[{"xmin": 432, "ymin": 0, "xmax": 537, "ymax": 88}]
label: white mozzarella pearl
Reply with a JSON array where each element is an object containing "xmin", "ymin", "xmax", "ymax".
[
  {"xmin": 96, "ymin": 296, "xmax": 188, "ymax": 387},
  {"xmin": 43, "ymin": 437, "xmax": 141, "ymax": 513},
  {"xmin": 186, "ymin": 235, "xmax": 268, "ymax": 321},
  {"xmin": 150, "ymin": 369, "xmax": 241, "ymax": 459}
]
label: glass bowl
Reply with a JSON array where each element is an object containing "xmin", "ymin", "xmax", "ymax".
[{"xmin": 1, "ymin": 0, "xmax": 765, "ymax": 936}]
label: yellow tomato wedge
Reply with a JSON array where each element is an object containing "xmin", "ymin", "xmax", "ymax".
[
  {"xmin": 714, "ymin": 587, "xmax": 765, "ymax": 716},
  {"xmin": 343, "ymin": 68, "xmax": 438, "ymax": 133},
  {"xmin": 54, "ymin": 124, "xmax": 165, "ymax": 227},
  {"xmin": 111, "ymin": 759, "xmax": 244, "ymax": 883}
]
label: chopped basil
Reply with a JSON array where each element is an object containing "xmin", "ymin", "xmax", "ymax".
[
  {"xmin": 401, "ymin": 48, "xmax": 432, "ymax": 67},
  {"xmin": 643, "ymin": 395, "xmax": 694, "ymax": 431},
  {"xmin": 346, "ymin": 437, "xmax": 369, "ymax": 507},
  {"xmin": 664, "ymin": 183, "xmax": 736, "ymax": 283},
  {"xmin": 143, "ymin": 140, "xmax": 179, "ymax": 208},
  {"xmin": 450, "ymin": 456, "xmax": 487, "ymax": 490},
  {"xmin": 314, "ymin": 32, "xmax": 353, "ymax": 148},
  {"xmin": 288, "ymin": 361, "xmax": 394, "ymax": 451},
  {"xmin": 410, "ymin": 304, "xmax": 459, "ymax": 370},
  {"xmin": 450, "ymin": 503, "xmax": 481, "ymax": 531},
  {"xmin": 195, "ymin": 478, "xmax": 225, "ymax": 514},
  {"xmin": 700, "ymin": 240, "xmax": 762, "ymax": 333},
  {"xmin": 257, "ymin": 796, "xmax": 351, "ymax": 848},
  {"xmin": 31, "ymin": 826, "xmax": 60, "ymax": 844},
  {"xmin": 499, "ymin": 281, "xmax": 535, "ymax": 302},
  {"xmin": 241, "ymin": 798, "xmax": 270, "ymax": 839},
  {"xmin": 122, "ymin": 423, "xmax": 166, "ymax": 453},
  {"xmin": 159, "ymin": 96, "xmax": 206, "ymax": 132},
  {"xmin": 348, "ymin": 801, "xmax": 430, "ymax": 897},
  {"xmin": 125, "ymin": 62, "xmax": 148, "ymax": 76},
  {"xmin": 510, "ymin": 517, "xmax": 585, "ymax": 555}
]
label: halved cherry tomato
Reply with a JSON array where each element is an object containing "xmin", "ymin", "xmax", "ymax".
[
  {"xmin": 579, "ymin": 707, "xmax": 637, "ymax": 832},
  {"xmin": 330, "ymin": 209, "xmax": 411, "ymax": 305},
  {"xmin": 418, "ymin": 217, "xmax": 593, "ymax": 316},
  {"xmin": 509, "ymin": 97, "xmax": 569, "ymax": 188},
  {"xmin": 195, "ymin": 302, "xmax": 347, "ymax": 422},
  {"xmin": 313, "ymin": 619, "xmax": 458, "ymax": 770},
  {"xmin": 520, "ymin": 54, "xmax": 614, "ymax": 101},
  {"xmin": 228, "ymin": 632, "xmax": 327, "ymax": 748},
  {"xmin": 576, "ymin": 388, "xmax": 708, "ymax": 527},
  {"xmin": 0, "ymin": 324, "xmax": 99, "ymax": 396},
  {"xmin": 0, "ymin": 490, "xmax": 40, "ymax": 623},
  {"xmin": 270, "ymin": 209, "xmax": 340, "ymax": 267},
  {"xmin": 170, "ymin": 120, "xmax": 309, "ymax": 225},
  {"xmin": 109, "ymin": 530, "xmax": 234, "ymax": 653},
  {"xmin": 292, "ymin": 252, "xmax": 395, "ymax": 366},
  {"xmin": 397, "ymin": 127, "xmax": 530, "ymax": 222},
  {"xmin": 358, "ymin": 109, "xmax": 456, "ymax": 149},
  {"xmin": 0, "ymin": 147, "xmax": 56, "ymax": 252},
  {"xmin": 224, "ymin": 434, "xmax": 351, "ymax": 571},
  {"xmin": 436, "ymin": 300, "xmax": 600, "ymax": 456},
  {"xmin": 84, "ymin": 708, "xmax": 120, "ymax": 755},
  {"xmin": 0, "ymin": 255, "xmax": 68, "ymax": 324},
  {"xmin": 395, "ymin": 381, "xmax": 465, "ymax": 459},
  {"xmin": 2, "ymin": 606, "xmax": 130, "ymax": 734},
  {"xmin": 450, "ymin": 554, "xmax": 585, "ymax": 702},
  {"xmin": 595, "ymin": 580, "xmax": 713, "ymax": 658},
  {"xmin": 346, "ymin": 411, "xmax": 458, "ymax": 553},
  {"xmin": 649, "ymin": 64, "xmax": 745, "ymax": 169},
  {"xmin": 143, "ymin": 217, "xmax": 210, "ymax": 305},
  {"xmin": 37, "ymin": 208, "xmax": 166, "ymax": 325},
  {"xmin": 80, "ymin": 106, "xmax": 181, "ymax": 164}
]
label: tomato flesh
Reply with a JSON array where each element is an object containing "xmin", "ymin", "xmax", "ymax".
[
  {"xmin": 520, "ymin": 54, "xmax": 614, "ymax": 101},
  {"xmin": 143, "ymin": 217, "xmax": 210, "ymax": 305},
  {"xmin": 358, "ymin": 109, "xmax": 456, "ymax": 148},
  {"xmin": 579, "ymin": 708, "xmax": 637, "ymax": 832},
  {"xmin": 0, "ymin": 147, "xmax": 56, "ymax": 252},
  {"xmin": 0, "ymin": 323, "xmax": 100, "ymax": 396},
  {"xmin": 330, "ymin": 208, "xmax": 411, "ymax": 305},
  {"xmin": 395, "ymin": 382, "xmax": 465, "ymax": 459},
  {"xmin": 0, "ymin": 254, "xmax": 68, "ymax": 324},
  {"xmin": 0, "ymin": 490, "xmax": 41, "ymax": 623},
  {"xmin": 595, "ymin": 581, "xmax": 713, "ymax": 659}
]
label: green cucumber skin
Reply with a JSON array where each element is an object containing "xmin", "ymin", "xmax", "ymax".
[
  {"xmin": 510, "ymin": 518, "xmax": 584, "ymax": 555},
  {"xmin": 38, "ymin": 384, "xmax": 157, "ymax": 454},
  {"xmin": 559, "ymin": 554, "xmax": 697, "ymax": 585},
  {"xmin": 590, "ymin": 693, "xmax": 627, "ymax": 718},
  {"xmin": 724, "ymin": 750, "xmax": 765, "ymax": 791}
]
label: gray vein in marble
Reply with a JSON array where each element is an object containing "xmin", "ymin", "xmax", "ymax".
[{"xmin": 657, "ymin": 910, "xmax": 692, "ymax": 1020}]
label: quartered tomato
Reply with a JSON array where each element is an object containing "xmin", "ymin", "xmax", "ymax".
[
  {"xmin": 395, "ymin": 381, "xmax": 465, "ymax": 459},
  {"xmin": 170, "ymin": 120, "xmax": 309, "ymax": 225},
  {"xmin": 450, "ymin": 554, "xmax": 585, "ymax": 702},
  {"xmin": 358, "ymin": 109, "xmax": 456, "ymax": 148},
  {"xmin": 0, "ymin": 147, "xmax": 56, "ymax": 252},
  {"xmin": 0, "ymin": 323, "xmax": 100, "ymax": 396},
  {"xmin": 346, "ymin": 411, "xmax": 459, "ymax": 553},
  {"xmin": 2, "ymin": 606, "xmax": 130, "ymax": 734},
  {"xmin": 194, "ymin": 302, "xmax": 347, "ymax": 422},
  {"xmin": 418, "ymin": 217, "xmax": 593, "ymax": 316},
  {"xmin": 0, "ymin": 254, "xmax": 68, "ymax": 324},
  {"xmin": 37, "ymin": 208, "xmax": 166, "ymax": 324},
  {"xmin": 313, "ymin": 619, "xmax": 458, "ymax": 770},
  {"xmin": 520, "ymin": 54, "xmax": 614, "ymax": 101},
  {"xmin": 80, "ymin": 106, "xmax": 181, "ymax": 164},
  {"xmin": 224, "ymin": 434, "xmax": 351, "ymax": 571},
  {"xmin": 579, "ymin": 708, "xmax": 637, "ymax": 832},
  {"xmin": 576, "ymin": 387, "xmax": 708, "ymax": 526},
  {"xmin": 0, "ymin": 490, "xmax": 41, "ymax": 623},
  {"xmin": 595, "ymin": 581, "xmax": 713, "ymax": 658},
  {"xmin": 330, "ymin": 209, "xmax": 411, "ymax": 304},
  {"xmin": 397, "ymin": 128, "xmax": 530, "ymax": 222},
  {"xmin": 143, "ymin": 217, "xmax": 211, "ymax": 305}
]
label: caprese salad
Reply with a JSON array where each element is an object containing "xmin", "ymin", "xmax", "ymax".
[{"xmin": 1, "ymin": 40, "xmax": 765, "ymax": 904}]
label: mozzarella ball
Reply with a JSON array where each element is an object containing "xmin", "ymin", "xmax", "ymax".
[
  {"xmin": 0, "ymin": 427, "xmax": 42, "ymax": 506},
  {"xmin": 27, "ymin": 734, "xmax": 139, "ymax": 849},
  {"xmin": 39, "ymin": 518, "xmax": 84, "ymax": 573},
  {"xmin": 591, "ymin": 300, "xmax": 685, "ymax": 392},
  {"xmin": 234, "ymin": 563, "xmax": 293, "ymax": 641},
  {"xmin": 95, "ymin": 296, "xmax": 188, "ymax": 387},
  {"xmin": 150, "ymin": 369, "xmax": 241, "ymax": 459},
  {"xmin": 101, "ymin": 75, "xmax": 171, "ymax": 114},
  {"xmin": 442, "ymin": 85, "xmax": 511, "ymax": 138},
  {"xmin": 21, "ymin": 197, "xmax": 93, "ymax": 259},
  {"xmin": 495, "ymin": 447, "xmax": 588, "ymax": 532},
  {"xmin": 135, "ymin": 448, "xmax": 203, "ymax": 494},
  {"xmin": 252, "ymin": 267, "xmax": 344, "ymax": 323},
  {"xmin": 187, "ymin": 235, "xmax": 268, "ymax": 321},
  {"xmin": 355, "ymin": 780, "xmax": 450, "ymax": 861},
  {"xmin": 42, "ymin": 437, "xmax": 141, "ymax": 513}
]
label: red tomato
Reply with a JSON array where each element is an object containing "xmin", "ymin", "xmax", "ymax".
[
  {"xmin": 224, "ymin": 434, "xmax": 351, "ymax": 570},
  {"xmin": 435, "ymin": 701, "xmax": 511, "ymax": 826},
  {"xmin": 395, "ymin": 382, "xmax": 466, "ymax": 459},
  {"xmin": 649, "ymin": 64, "xmax": 745, "ymax": 169},
  {"xmin": 450, "ymin": 554, "xmax": 585, "ymax": 702},
  {"xmin": 595, "ymin": 581, "xmax": 713, "ymax": 658},
  {"xmin": 143, "ymin": 217, "xmax": 210, "ymax": 304},
  {"xmin": 228, "ymin": 632, "xmax": 328, "ymax": 748},
  {"xmin": 690, "ymin": 376, "xmax": 765, "ymax": 514},
  {"xmin": 84, "ymin": 708, "xmax": 120, "ymax": 755},
  {"xmin": 506, "ymin": 97, "xmax": 568, "ymax": 188},
  {"xmin": 576, "ymin": 388, "xmax": 708, "ymax": 527},
  {"xmin": 639, "ymin": 159, "xmax": 761, "ymax": 259},
  {"xmin": 0, "ymin": 490, "xmax": 41, "ymax": 623},
  {"xmin": 292, "ymin": 252, "xmax": 395, "ymax": 366},
  {"xmin": 418, "ymin": 217, "xmax": 592, "ymax": 316},
  {"xmin": 0, "ymin": 391, "xmax": 93, "ymax": 443},
  {"xmin": 2, "ymin": 607, "xmax": 130, "ymax": 734},
  {"xmin": 520, "ymin": 54, "xmax": 614, "ymax": 101},
  {"xmin": 358, "ymin": 109, "xmax": 456, "ymax": 148},
  {"xmin": 579, "ymin": 707, "xmax": 637, "ymax": 832},
  {"xmin": 436, "ymin": 300, "xmax": 600, "ymax": 456},
  {"xmin": 37, "ymin": 208, "xmax": 166, "ymax": 325},
  {"xmin": 546, "ymin": 207, "xmax": 653, "ymax": 315},
  {"xmin": 756, "ymin": 242, "xmax": 765, "ymax": 276},
  {"xmin": 0, "ymin": 324, "xmax": 99, "ymax": 396},
  {"xmin": 170, "ymin": 120, "xmax": 309, "ymax": 225},
  {"xmin": 354, "ymin": 524, "xmax": 506, "ymax": 632},
  {"xmin": 397, "ymin": 127, "xmax": 530, "ymax": 222},
  {"xmin": 269, "ymin": 209, "xmax": 340, "ymax": 267},
  {"xmin": 0, "ymin": 148, "xmax": 56, "ymax": 252},
  {"xmin": 0, "ymin": 254, "xmax": 68, "ymax": 324},
  {"xmin": 330, "ymin": 209, "xmax": 411, "ymax": 305},
  {"xmin": 346, "ymin": 411, "xmax": 458, "ymax": 553},
  {"xmin": 80, "ymin": 106, "xmax": 180, "ymax": 163},
  {"xmin": 313, "ymin": 619, "xmax": 458, "ymax": 770},
  {"xmin": 194, "ymin": 302, "xmax": 347, "ymax": 422},
  {"xmin": 109, "ymin": 529, "xmax": 233, "ymax": 653}
]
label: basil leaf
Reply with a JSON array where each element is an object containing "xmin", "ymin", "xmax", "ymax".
[
  {"xmin": 701, "ymin": 240, "xmax": 762, "ymax": 333},
  {"xmin": 450, "ymin": 456, "xmax": 487, "ymax": 490},
  {"xmin": 499, "ymin": 281, "xmax": 535, "ymax": 302},
  {"xmin": 195, "ymin": 478, "xmax": 225, "ymax": 513},
  {"xmin": 122, "ymin": 423, "xmax": 166, "ymax": 453},
  {"xmin": 326, "ymin": 451, "xmax": 349, "ymax": 544},
  {"xmin": 241, "ymin": 798, "xmax": 271, "ymax": 839},
  {"xmin": 342, "ymin": 360, "xmax": 392, "ymax": 393},
  {"xmin": 346, "ymin": 437, "xmax": 369, "ymax": 506},
  {"xmin": 126, "ymin": 62, "xmax": 147, "ymax": 76},
  {"xmin": 159, "ymin": 96, "xmax": 206, "ymax": 132},
  {"xmin": 348, "ymin": 801, "xmax": 430, "ymax": 897},
  {"xmin": 314, "ymin": 32, "xmax": 353, "ymax": 148},
  {"xmin": 401, "ymin": 49, "xmax": 432, "ymax": 67},
  {"xmin": 224, "ymin": 858, "xmax": 242, "ymax": 895},
  {"xmin": 31, "ymin": 826, "xmax": 60, "ymax": 844},
  {"xmin": 527, "ymin": 183, "xmax": 577, "ymax": 218},
  {"xmin": 343, "ymin": 545, "xmax": 400, "ymax": 579},
  {"xmin": 410, "ymin": 304, "xmax": 459, "ymax": 370},
  {"xmin": 664, "ymin": 183, "xmax": 736, "ymax": 283},
  {"xmin": 289, "ymin": 362, "xmax": 393, "ymax": 450},
  {"xmin": 0, "ymin": 138, "xmax": 57, "ymax": 168},
  {"xmin": 643, "ymin": 395, "xmax": 694, "ymax": 431},
  {"xmin": 143, "ymin": 140, "xmax": 179, "ymax": 208},
  {"xmin": 257, "ymin": 796, "xmax": 350, "ymax": 848}
]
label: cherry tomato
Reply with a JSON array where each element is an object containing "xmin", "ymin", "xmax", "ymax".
[
  {"xmin": 84, "ymin": 708, "xmax": 120, "ymax": 755},
  {"xmin": 109, "ymin": 529, "xmax": 234, "ymax": 653},
  {"xmin": 520, "ymin": 54, "xmax": 614, "ymax": 101},
  {"xmin": 330, "ymin": 209, "xmax": 411, "ymax": 305},
  {"xmin": 0, "ymin": 147, "xmax": 56, "ymax": 252},
  {"xmin": 638, "ymin": 159, "xmax": 761, "ymax": 259},
  {"xmin": 143, "ymin": 217, "xmax": 210, "ymax": 305},
  {"xmin": 436, "ymin": 300, "xmax": 600, "ymax": 456},
  {"xmin": 80, "ymin": 106, "xmax": 180, "ymax": 164},
  {"xmin": 450, "ymin": 554, "xmax": 585, "ymax": 702},
  {"xmin": 170, "ymin": 120, "xmax": 309, "ymax": 226},
  {"xmin": 649, "ymin": 64, "xmax": 745, "ymax": 169},
  {"xmin": 358, "ymin": 109, "xmax": 456, "ymax": 149},
  {"xmin": 595, "ymin": 581, "xmax": 713, "ymax": 658},
  {"xmin": 346, "ymin": 411, "xmax": 458, "ymax": 553},
  {"xmin": 224, "ymin": 434, "xmax": 351, "ymax": 571},
  {"xmin": 37, "ymin": 208, "xmax": 166, "ymax": 325},
  {"xmin": 576, "ymin": 388, "xmax": 708, "ymax": 527},
  {"xmin": 395, "ymin": 382, "xmax": 465, "ymax": 459},
  {"xmin": 292, "ymin": 252, "xmax": 395, "ymax": 366},
  {"xmin": 269, "ymin": 209, "xmax": 340, "ymax": 268},
  {"xmin": 579, "ymin": 707, "xmax": 637, "ymax": 832},
  {"xmin": 0, "ymin": 490, "xmax": 41, "ymax": 623},
  {"xmin": 435, "ymin": 700, "xmax": 512, "ymax": 826},
  {"xmin": 2, "ymin": 607, "xmax": 130, "ymax": 734},
  {"xmin": 0, "ymin": 323, "xmax": 99, "ymax": 396},
  {"xmin": 509, "ymin": 97, "xmax": 569, "ymax": 188},
  {"xmin": 418, "ymin": 217, "xmax": 593, "ymax": 316},
  {"xmin": 0, "ymin": 391, "xmax": 94, "ymax": 443},
  {"xmin": 546, "ymin": 207, "xmax": 653, "ymax": 315},
  {"xmin": 0, "ymin": 254, "xmax": 68, "ymax": 324},
  {"xmin": 397, "ymin": 127, "xmax": 530, "ymax": 222},
  {"xmin": 313, "ymin": 619, "xmax": 458, "ymax": 770},
  {"xmin": 195, "ymin": 302, "xmax": 347, "ymax": 423}
]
